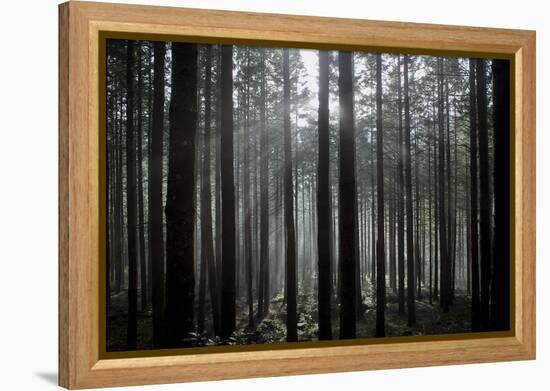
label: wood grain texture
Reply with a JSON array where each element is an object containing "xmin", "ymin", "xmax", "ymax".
[{"xmin": 58, "ymin": 1, "xmax": 536, "ymax": 388}]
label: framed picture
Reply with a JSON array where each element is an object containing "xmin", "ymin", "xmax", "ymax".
[{"xmin": 58, "ymin": 1, "xmax": 536, "ymax": 389}]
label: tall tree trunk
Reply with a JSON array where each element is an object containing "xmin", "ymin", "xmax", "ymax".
[
  {"xmin": 389, "ymin": 182, "xmax": 396, "ymax": 292},
  {"xmin": 375, "ymin": 53, "xmax": 386, "ymax": 337},
  {"xmin": 476, "ymin": 59, "xmax": 490, "ymax": 330},
  {"xmin": 197, "ymin": 123, "xmax": 207, "ymax": 335},
  {"xmin": 136, "ymin": 44, "xmax": 148, "ymax": 313},
  {"xmin": 283, "ymin": 48, "xmax": 298, "ymax": 342},
  {"xmin": 215, "ymin": 46, "xmax": 223, "ymax": 286},
  {"xmin": 490, "ymin": 59, "xmax": 510, "ymax": 331},
  {"xmin": 149, "ymin": 42, "xmax": 166, "ymax": 348},
  {"xmin": 115, "ymin": 87, "xmax": 124, "ymax": 295},
  {"xmin": 437, "ymin": 57, "xmax": 449, "ymax": 313},
  {"xmin": 414, "ymin": 123, "xmax": 422, "ymax": 300},
  {"xmin": 404, "ymin": 55, "xmax": 416, "ymax": 326},
  {"xmin": 317, "ymin": 50, "xmax": 332, "ymax": 340},
  {"xmin": 125, "ymin": 40, "xmax": 138, "ymax": 350},
  {"xmin": 146, "ymin": 46, "xmax": 154, "ymax": 306},
  {"xmin": 200, "ymin": 46, "xmax": 220, "ymax": 336},
  {"xmin": 243, "ymin": 48, "xmax": 254, "ymax": 329},
  {"xmin": 164, "ymin": 43, "xmax": 198, "ymax": 347},
  {"xmin": 220, "ymin": 45, "xmax": 237, "ymax": 341},
  {"xmin": 338, "ymin": 51, "xmax": 357, "ymax": 339},
  {"xmin": 259, "ymin": 51, "xmax": 270, "ymax": 318},
  {"xmin": 428, "ymin": 129, "xmax": 433, "ymax": 305},
  {"xmin": 432, "ymin": 83, "xmax": 441, "ymax": 300},
  {"xmin": 397, "ymin": 55, "xmax": 406, "ymax": 315},
  {"xmin": 469, "ymin": 59, "xmax": 480, "ymax": 331}
]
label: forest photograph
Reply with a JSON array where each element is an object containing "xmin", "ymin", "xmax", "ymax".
[{"xmin": 105, "ymin": 38, "xmax": 511, "ymax": 352}]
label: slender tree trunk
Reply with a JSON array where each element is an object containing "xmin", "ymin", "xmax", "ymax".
[
  {"xmin": 396, "ymin": 55, "xmax": 406, "ymax": 315},
  {"xmin": 146, "ymin": 46, "xmax": 154, "ymax": 305},
  {"xmin": 469, "ymin": 59, "xmax": 481, "ymax": 331},
  {"xmin": 283, "ymin": 48, "xmax": 298, "ymax": 342},
  {"xmin": 490, "ymin": 59, "xmax": 510, "ymax": 331},
  {"xmin": 428, "ymin": 120, "xmax": 433, "ymax": 305},
  {"xmin": 149, "ymin": 42, "xmax": 166, "ymax": 348},
  {"xmin": 136, "ymin": 44, "xmax": 148, "ymax": 313},
  {"xmin": 220, "ymin": 45, "xmax": 236, "ymax": 341},
  {"xmin": 437, "ymin": 57, "xmax": 450, "ymax": 313},
  {"xmin": 433, "ymin": 83, "xmax": 439, "ymax": 302},
  {"xmin": 338, "ymin": 51, "xmax": 357, "ymax": 339},
  {"xmin": 215, "ymin": 46, "xmax": 223, "ymax": 286},
  {"xmin": 414, "ymin": 124, "xmax": 422, "ymax": 300},
  {"xmin": 164, "ymin": 43, "xmax": 198, "ymax": 347},
  {"xmin": 259, "ymin": 51, "xmax": 270, "ymax": 318},
  {"xmin": 375, "ymin": 53, "xmax": 386, "ymax": 337},
  {"xmin": 115, "ymin": 86, "xmax": 124, "ymax": 295},
  {"xmin": 243, "ymin": 48, "xmax": 254, "ymax": 329},
  {"xmin": 125, "ymin": 40, "xmax": 138, "ymax": 350},
  {"xmin": 476, "ymin": 59, "xmax": 491, "ymax": 330},
  {"xmin": 317, "ymin": 50, "xmax": 332, "ymax": 340},
  {"xmin": 404, "ymin": 55, "xmax": 416, "ymax": 326},
  {"xmin": 200, "ymin": 46, "xmax": 220, "ymax": 335}
]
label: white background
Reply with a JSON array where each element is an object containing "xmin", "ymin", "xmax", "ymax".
[{"xmin": 0, "ymin": 0, "xmax": 546, "ymax": 389}]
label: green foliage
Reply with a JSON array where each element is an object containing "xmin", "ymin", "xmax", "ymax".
[{"xmin": 255, "ymin": 317, "xmax": 286, "ymax": 344}]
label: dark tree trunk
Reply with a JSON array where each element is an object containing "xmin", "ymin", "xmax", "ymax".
[
  {"xmin": 125, "ymin": 40, "xmax": 138, "ymax": 350},
  {"xmin": 433, "ymin": 84, "xmax": 439, "ymax": 302},
  {"xmin": 114, "ymin": 91, "xmax": 124, "ymax": 295},
  {"xmin": 338, "ymin": 51, "xmax": 357, "ymax": 339},
  {"xmin": 404, "ymin": 55, "xmax": 416, "ymax": 326},
  {"xmin": 437, "ymin": 57, "xmax": 449, "ymax": 313},
  {"xmin": 220, "ymin": 45, "xmax": 237, "ymax": 341},
  {"xmin": 389, "ymin": 182, "xmax": 396, "ymax": 292},
  {"xmin": 468, "ymin": 59, "xmax": 481, "ymax": 331},
  {"xmin": 259, "ymin": 51, "xmax": 270, "ymax": 318},
  {"xmin": 164, "ymin": 43, "xmax": 198, "ymax": 347},
  {"xmin": 136, "ymin": 44, "xmax": 148, "ymax": 313},
  {"xmin": 375, "ymin": 54, "xmax": 386, "ymax": 337},
  {"xmin": 243, "ymin": 48, "xmax": 254, "ymax": 329},
  {"xmin": 283, "ymin": 48, "xmax": 298, "ymax": 342},
  {"xmin": 149, "ymin": 41, "xmax": 166, "ymax": 348},
  {"xmin": 396, "ymin": 55, "xmax": 406, "ymax": 315},
  {"xmin": 200, "ymin": 46, "xmax": 220, "ymax": 336},
  {"xmin": 317, "ymin": 50, "xmax": 332, "ymax": 340},
  {"xmin": 490, "ymin": 59, "xmax": 510, "ymax": 331},
  {"xmin": 476, "ymin": 59, "xmax": 490, "ymax": 330},
  {"xmin": 215, "ymin": 46, "xmax": 223, "ymax": 286}
]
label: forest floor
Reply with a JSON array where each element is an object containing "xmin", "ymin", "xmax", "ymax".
[{"xmin": 107, "ymin": 284, "xmax": 471, "ymax": 351}]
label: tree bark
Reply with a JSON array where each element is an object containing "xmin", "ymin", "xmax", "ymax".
[
  {"xmin": 220, "ymin": 45, "xmax": 237, "ymax": 341},
  {"xmin": 469, "ymin": 59, "xmax": 481, "ymax": 331},
  {"xmin": 201, "ymin": 46, "xmax": 220, "ymax": 335},
  {"xmin": 259, "ymin": 50, "xmax": 270, "ymax": 318},
  {"xmin": 404, "ymin": 55, "xmax": 416, "ymax": 326},
  {"xmin": 125, "ymin": 40, "xmax": 138, "ymax": 350},
  {"xmin": 149, "ymin": 41, "xmax": 166, "ymax": 348},
  {"xmin": 375, "ymin": 53, "xmax": 386, "ymax": 337},
  {"xmin": 396, "ymin": 55, "xmax": 406, "ymax": 315},
  {"xmin": 476, "ymin": 59, "xmax": 490, "ymax": 330},
  {"xmin": 338, "ymin": 51, "xmax": 357, "ymax": 339},
  {"xmin": 136, "ymin": 44, "xmax": 148, "ymax": 313},
  {"xmin": 164, "ymin": 43, "xmax": 198, "ymax": 347},
  {"xmin": 437, "ymin": 57, "xmax": 450, "ymax": 313},
  {"xmin": 283, "ymin": 48, "xmax": 298, "ymax": 342},
  {"xmin": 317, "ymin": 50, "xmax": 332, "ymax": 340},
  {"xmin": 490, "ymin": 59, "xmax": 510, "ymax": 331}
]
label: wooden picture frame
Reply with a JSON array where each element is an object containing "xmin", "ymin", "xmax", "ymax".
[{"xmin": 58, "ymin": 1, "xmax": 536, "ymax": 388}]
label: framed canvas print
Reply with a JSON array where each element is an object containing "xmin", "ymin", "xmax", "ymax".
[{"xmin": 58, "ymin": 1, "xmax": 536, "ymax": 389}]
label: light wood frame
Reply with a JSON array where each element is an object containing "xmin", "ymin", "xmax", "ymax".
[{"xmin": 59, "ymin": 1, "xmax": 536, "ymax": 388}]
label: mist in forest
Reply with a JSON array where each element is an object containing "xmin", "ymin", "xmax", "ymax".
[{"xmin": 105, "ymin": 39, "xmax": 510, "ymax": 351}]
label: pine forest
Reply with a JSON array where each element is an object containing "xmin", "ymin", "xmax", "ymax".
[{"xmin": 105, "ymin": 39, "xmax": 511, "ymax": 351}]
